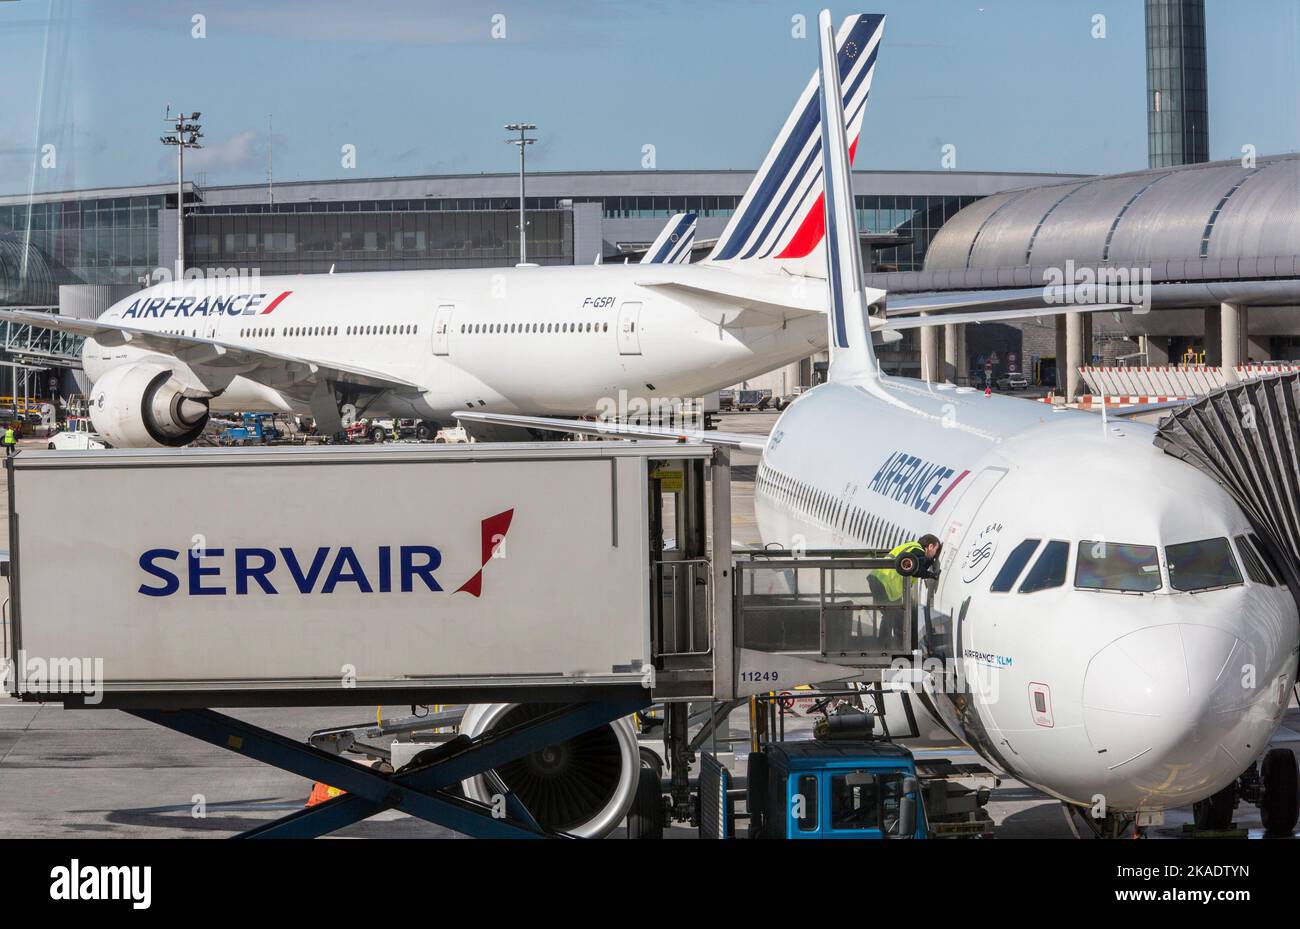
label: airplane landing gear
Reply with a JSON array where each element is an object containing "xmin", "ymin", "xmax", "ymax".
[
  {"xmin": 1194, "ymin": 749, "xmax": 1298, "ymax": 836},
  {"xmin": 1192, "ymin": 779, "xmax": 1237, "ymax": 832},
  {"xmin": 415, "ymin": 420, "xmax": 438, "ymax": 441},
  {"xmin": 1258, "ymin": 748, "xmax": 1298, "ymax": 836}
]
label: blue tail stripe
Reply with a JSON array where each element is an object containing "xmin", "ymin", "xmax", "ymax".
[
  {"xmin": 666, "ymin": 229, "xmax": 695, "ymax": 263},
  {"xmin": 648, "ymin": 212, "xmax": 697, "ymax": 263}
]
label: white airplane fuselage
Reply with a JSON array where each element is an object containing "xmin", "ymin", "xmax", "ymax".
[
  {"xmin": 80, "ymin": 264, "xmax": 825, "ymax": 422},
  {"xmin": 754, "ymin": 375, "xmax": 1299, "ymax": 813}
]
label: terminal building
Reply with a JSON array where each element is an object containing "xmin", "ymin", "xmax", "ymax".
[{"xmin": 0, "ymin": 153, "xmax": 1297, "ymax": 403}]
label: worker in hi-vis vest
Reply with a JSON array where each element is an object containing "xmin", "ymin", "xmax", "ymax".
[
  {"xmin": 3, "ymin": 426, "xmax": 15, "ymax": 454},
  {"xmin": 871, "ymin": 534, "xmax": 942, "ymax": 648}
]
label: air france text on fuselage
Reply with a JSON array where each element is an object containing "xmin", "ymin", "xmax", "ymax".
[
  {"xmin": 120, "ymin": 290, "xmax": 292, "ymax": 319},
  {"xmin": 869, "ymin": 449, "xmax": 968, "ymax": 514}
]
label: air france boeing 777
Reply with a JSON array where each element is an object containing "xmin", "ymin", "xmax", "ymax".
[
  {"xmin": 0, "ymin": 17, "xmax": 890, "ymax": 447},
  {"xmin": 460, "ymin": 11, "xmax": 1300, "ymax": 832},
  {"xmin": 1, "ymin": 15, "xmax": 1115, "ymax": 449}
]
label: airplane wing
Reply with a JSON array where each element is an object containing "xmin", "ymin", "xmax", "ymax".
[
  {"xmin": 887, "ymin": 286, "xmax": 1142, "ymax": 316},
  {"xmin": 874, "ymin": 302, "xmax": 1137, "ymax": 331},
  {"xmin": 453, "ymin": 411, "xmax": 768, "ymax": 452},
  {"xmin": 0, "ymin": 308, "xmax": 419, "ymax": 396}
]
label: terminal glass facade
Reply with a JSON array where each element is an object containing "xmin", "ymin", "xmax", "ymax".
[
  {"xmin": 860, "ymin": 194, "xmax": 980, "ymax": 272},
  {"xmin": 186, "ymin": 206, "xmax": 573, "ymax": 273},
  {"xmin": 0, "ymin": 195, "xmax": 163, "ymax": 292}
]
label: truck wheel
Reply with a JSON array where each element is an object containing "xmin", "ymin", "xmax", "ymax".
[
  {"xmin": 626, "ymin": 768, "xmax": 664, "ymax": 839},
  {"xmin": 370, "ymin": 426, "xmax": 386, "ymax": 444},
  {"xmin": 415, "ymin": 422, "xmax": 434, "ymax": 441},
  {"xmin": 47, "ymin": 443, "xmax": 54, "ymax": 450},
  {"xmin": 1192, "ymin": 780, "xmax": 1237, "ymax": 831},
  {"xmin": 1260, "ymin": 748, "xmax": 1299, "ymax": 836}
]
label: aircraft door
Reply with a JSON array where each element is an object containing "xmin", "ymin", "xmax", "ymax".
[
  {"xmin": 936, "ymin": 467, "xmax": 1008, "ymax": 586},
  {"xmin": 617, "ymin": 301, "xmax": 642, "ymax": 355},
  {"xmin": 431, "ymin": 304, "xmax": 454, "ymax": 355}
]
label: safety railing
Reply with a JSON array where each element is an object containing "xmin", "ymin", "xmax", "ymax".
[
  {"xmin": 653, "ymin": 557, "xmax": 712, "ymax": 659},
  {"xmin": 733, "ymin": 550, "xmax": 918, "ymax": 667}
]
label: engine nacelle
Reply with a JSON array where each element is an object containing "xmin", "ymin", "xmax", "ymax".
[
  {"xmin": 460, "ymin": 703, "xmax": 640, "ymax": 838},
  {"xmin": 89, "ymin": 363, "xmax": 210, "ymax": 448}
]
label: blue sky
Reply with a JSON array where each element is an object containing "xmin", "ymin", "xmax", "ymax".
[{"xmin": 2, "ymin": 0, "xmax": 1297, "ymax": 195}]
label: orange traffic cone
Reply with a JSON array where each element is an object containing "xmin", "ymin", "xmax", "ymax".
[{"xmin": 305, "ymin": 781, "xmax": 345, "ymax": 807}]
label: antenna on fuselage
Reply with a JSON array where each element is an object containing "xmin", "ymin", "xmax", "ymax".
[{"xmin": 817, "ymin": 8, "xmax": 881, "ymax": 384}]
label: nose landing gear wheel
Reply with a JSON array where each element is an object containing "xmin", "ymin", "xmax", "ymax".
[
  {"xmin": 1192, "ymin": 780, "xmax": 1237, "ymax": 832},
  {"xmin": 1259, "ymin": 747, "xmax": 1298, "ymax": 836}
]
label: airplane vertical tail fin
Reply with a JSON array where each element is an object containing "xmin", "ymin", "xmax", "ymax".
[
  {"xmin": 704, "ymin": 13, "xmax": 884, "ymax": 278},
  {"xmin": 640, "ymin": 212, "xmax": 697, "ymax": 264},
  {"xmin": 818, "ymin": 9, "xmax": 879, "ymax": 382}
]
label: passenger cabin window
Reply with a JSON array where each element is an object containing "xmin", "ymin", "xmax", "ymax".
[
  {"xmin": 990, "ymin": 539, "xmax": 1041, "ymax": 593},
  {"xmin": 1075, "ymin": 541, "xmax": 1161, "ymax": 592},
  {"xmin": 1166, "ymin": 538, "xmax": 1243, "ymax": 592},
  {"xmin": 1018, "ymin": 540, "xmax": 1069, "ymax": 593}
]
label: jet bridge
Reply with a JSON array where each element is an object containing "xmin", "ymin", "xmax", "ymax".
[
  {"xmin": 1154, "ymin": 372, "xmax": 1300, "ymax": 597},
  {"xmin": 2, "ymin": 440, "xmax": 922, "ymax": 837}
]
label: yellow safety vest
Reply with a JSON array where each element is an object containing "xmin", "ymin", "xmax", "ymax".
[
  {"xmin": 3, "ymin": 428, "xmax": 14, "ymax": 446},
  {"xmin": 875, "ymin": 541, "xmax": 923, "ymax": 602}
]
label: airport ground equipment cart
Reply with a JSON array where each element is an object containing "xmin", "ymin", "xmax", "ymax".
[
  {"xmin": 686, "ymin": 689, "xmax": 992, "ymax": 840},
  {"xmin": 4, "ymin": 440, "xmax": 933, "ymax": 838}
]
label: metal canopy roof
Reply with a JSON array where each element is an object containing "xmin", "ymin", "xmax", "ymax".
[{"xmin": 926, "ymin": 154, "xmax": 1300, "ymax": 273}]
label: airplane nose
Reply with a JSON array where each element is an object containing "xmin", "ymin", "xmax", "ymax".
[{"xmin": 1082, "ymin": 623, "xmax": 1261, "ymax": 806}]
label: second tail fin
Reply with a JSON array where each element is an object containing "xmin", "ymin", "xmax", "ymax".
[{"xmin": 640, "ymin": 212, "xmax": 697, "ymax": 264}]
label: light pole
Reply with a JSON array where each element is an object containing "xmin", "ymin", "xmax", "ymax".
[
  {"xmin": 161, "ymin": 108, "xmax": 203, "ymax": 281},
  {"xmin": 504, "ymin": 123, "xmax": 536, "ymax": 265}
]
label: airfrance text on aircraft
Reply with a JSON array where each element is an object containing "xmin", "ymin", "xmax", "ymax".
[
  {"xmin": 120, "ymin": 290, "xmax": 293, "ymax": 318},
  {"xmin": 868, "ymin": 449, "xmax": 968, "ymax": 514}
]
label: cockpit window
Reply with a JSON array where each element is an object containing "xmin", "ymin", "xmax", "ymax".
[
  {"xmin": 1166, "ymin": 538, "xmax": 1243, "ymax": 592},
  {"xmin": 1248, "ymin": 533, "xmax": 1288, "ymax": 588},
  {"xmin": 1075, "ymin": 541, "xmax": 1162, "ymax": 592},
  {"xmin": 1018, "ymin": 541, "xmax": 1069, "ymax": 593},
  {"xmin": 990, "ymin": 539, "xmax": 1040, "ymax": 593},
  {"xmin": 1235, "ymin": 534, "xmax": 1278, "ymax": 586}
]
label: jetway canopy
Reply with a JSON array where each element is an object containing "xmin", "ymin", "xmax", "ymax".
[{"xmin": 1155, "ymin": 373, "xmax": 1300, "ymax": 596}]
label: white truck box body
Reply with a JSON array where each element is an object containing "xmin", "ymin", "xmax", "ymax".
[{"xmin": 6, "ymin": 442, "xmax": 703, "ymax": 698}]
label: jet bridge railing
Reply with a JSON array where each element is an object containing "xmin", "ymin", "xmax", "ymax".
[{"xmin": 732, "ymin": 550, "xmax": 919, "ymax": 668}]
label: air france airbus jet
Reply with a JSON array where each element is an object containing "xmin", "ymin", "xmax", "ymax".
[{"xmin": 460, "ymin": 11, "xmax": 1300, "ymax": 830}]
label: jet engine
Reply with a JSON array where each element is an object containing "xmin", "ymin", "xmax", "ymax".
[
  {"xmin": 459, "ymin": 703, "xmax": 639, "ymax": 838},
  {"xmin": 88, "ymin": 363, "xmax": 211, "ymax": 448}
]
